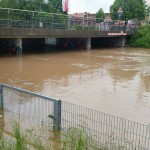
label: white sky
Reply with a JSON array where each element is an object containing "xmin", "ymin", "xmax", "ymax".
[
  {"xmin": 68, "ymin": 0, "xmax": 115, "ymax": 14},
  {"xmin": 68, "ymin": 0, "xmax": 150, "ymax": 14}
]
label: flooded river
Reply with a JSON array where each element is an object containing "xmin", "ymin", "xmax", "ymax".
[{"xmin": 0, "ymin": 47, "xmax": 150, "ymax": 124}]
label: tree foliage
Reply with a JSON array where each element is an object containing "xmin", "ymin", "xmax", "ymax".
[
  {"xmin": 130, "ymin": 25, "xmax": 150, "ymax": 48},
  {"xmin": 0, "ymin": 0, "xmax": 65, "ymax": 14},
  {"xmin": 96, "ymin": 8, "xmax": 105, "ymax": 23},
  {"xmin": 147, "ymin": 6, "xmax": 150, "ymax": 16},
  {"xmin": 110, "ymin": 0, "xmax": 147, "ymax": 21}
]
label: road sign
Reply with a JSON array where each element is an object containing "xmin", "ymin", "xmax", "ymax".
[{"xmin": 118, "ymin": 6, "xmax": 123, "ymax": 19}]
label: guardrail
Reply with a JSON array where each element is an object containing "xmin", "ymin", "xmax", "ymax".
[
  {"xmin": 0, "ymin": 83, "xmax": 150, "ymax": 149},
  {"xmin": 0, "ymin": 7, "xmax": 138, "ymax": 31}
]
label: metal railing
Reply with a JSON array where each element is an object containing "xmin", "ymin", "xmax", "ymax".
[
  {"xmin": 0, "ymin": 7, "xmax": 138, "ymax": 31},
  {"xmin": 1, "ymin": 83, "xmax": 149, "ymax": 149},
  {"xmin": 0, "ymin": 84, "xmax": 61, "ymax": 131}
]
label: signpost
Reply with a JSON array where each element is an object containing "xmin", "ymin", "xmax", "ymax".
[{"xmin": 117, "ymin": 6, "xmax": 123, "ymax": 30}]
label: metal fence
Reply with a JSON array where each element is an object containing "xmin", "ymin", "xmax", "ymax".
[
  {"xmin": 0, "ymin": 83, "xmax": 150, "ymax": 149},
  {"xmin": 0, "ymin": 7, "xmax": 138, "ymax": 31},
  {"xmin": 0, "ymin": 84, "xmax": 61, "ymax": 131},
  {"xmin": 61, "ymin": 102, "xmax": 150, "ymax": 149}
]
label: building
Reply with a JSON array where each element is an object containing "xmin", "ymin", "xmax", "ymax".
[{"xmin": 69, "ymin": 12, "xmax": 112, "ymax": 29}]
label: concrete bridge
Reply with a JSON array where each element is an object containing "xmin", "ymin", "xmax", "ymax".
[{"xmin": 0, "ymin": 7, "xmax": 136, "ymax": 54}]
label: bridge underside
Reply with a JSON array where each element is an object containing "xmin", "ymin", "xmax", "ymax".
[
  {"xmin": 0, "ymin": 36, "xmax": 128, "ymax": 55},
  {"xmin": 0, "ymin": 27, "xmax": 133, "ymax": 55}
]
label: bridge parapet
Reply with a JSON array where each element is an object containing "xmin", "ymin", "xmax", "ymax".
[{"xmin": 0, "ymin": 7, "xmax": 138, "ymax": 32}]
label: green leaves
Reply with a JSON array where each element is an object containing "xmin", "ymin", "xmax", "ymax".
[
  {"xmin": 130, "ymin": 25, "xmax": 150, "ymax": 48},
  {"xmin": 96, "ymin": 8, "xmax": 105, "ymax": 23},
  {"xmin": 0, "ymin": 0, "xmax": 64, "ymax": 14},
  {"xmin": 110, "ymin": 0, "xmax": 147, "ymax": 21}
]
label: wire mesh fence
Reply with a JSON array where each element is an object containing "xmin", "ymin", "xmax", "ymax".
[
  {"xmin": 61, "ymin": 101, "xmax": 150, "ymax": 149},
  {"xmin": 0, "ymin": 83, "xmax": 150, "ymax": 149},
  {"xmin": 0, "ymin": 83, "xmax": 62, "ymax": 149}
]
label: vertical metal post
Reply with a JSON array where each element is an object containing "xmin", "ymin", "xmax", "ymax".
[
  {"xmin": 83, "ymin": 16, "xmax": 85, "ymax": 30},
  {"xmin": 7, "ymin": 9, "xmax": 10, "ymax": 27},
  {"xmin": 32, "ymin": 11, "xmax": 34, "ymax": 28},
  {"xmin": 67, "ymin": 15, "xmax": 69, "ymax": 30},
  {"xmin": 53, "ymin": 100, "xmax": 61, "ymax": 130},
  {"xmin": 0, "ymin": 84, "xmax": 3, "ymax": 109}
]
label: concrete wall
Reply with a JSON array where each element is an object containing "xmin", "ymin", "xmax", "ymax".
[{"xmin": 0, "ymin": 27, "xmax": 134, "ymax": 39}]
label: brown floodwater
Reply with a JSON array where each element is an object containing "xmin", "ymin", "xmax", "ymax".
[{"xmin": 0, "ymin": 47, "xmax": 150, "ymax": 125}]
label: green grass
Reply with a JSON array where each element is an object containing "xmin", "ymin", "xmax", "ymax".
[
  {"xmin": 0, "ymin": 122, "xmax": 101, "ymax": 150},
  {"xmin": 0, "ymin": 121, "xmax": 141, "ymax": 150},
  {"xmin": 0, "ymin": 121, "xmax": 46, "ymax": 150},
  {"xmin": 61, "ymin": 127, "xmax": 101, "ymax": 150}
]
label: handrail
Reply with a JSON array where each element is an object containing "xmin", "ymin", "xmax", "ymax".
[{"xmin": 0, "ymin": 7, "xmax": 138, "ymax": 31}]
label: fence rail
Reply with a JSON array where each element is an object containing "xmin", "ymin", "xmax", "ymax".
[
  {"xmin": 0, "ymin": 7, "xmax": 138, "ymax": 31},
  {"xmin": 0, "ymin": 83, "xmax": 150, "ymax": 149}
]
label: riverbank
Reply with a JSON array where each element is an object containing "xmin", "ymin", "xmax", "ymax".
[{"xmin": 130, "ymin": 25, "xmax": 150, "ymax": 48}]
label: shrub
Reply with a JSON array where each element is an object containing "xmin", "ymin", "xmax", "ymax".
[{"xmin": 130, "ymin": 25, "xmax": 150, "ymax": 48}]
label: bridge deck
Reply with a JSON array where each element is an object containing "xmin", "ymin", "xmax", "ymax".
[{"xmin": 0, "ymin": 27, "xmax": 134, "ymax": 39}]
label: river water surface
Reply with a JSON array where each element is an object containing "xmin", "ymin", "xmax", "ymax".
[{"xmin": 0, "ymin": 47, "xmax": 150, "ymax": 124}]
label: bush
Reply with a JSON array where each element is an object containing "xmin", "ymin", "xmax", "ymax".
[
  {"xmin": 69, "ymin": 25, "xmax": 83, "ymax": 30},
  {"xmin": 130, "ymin": 25, "xmax": 150, "ymax": 48}
]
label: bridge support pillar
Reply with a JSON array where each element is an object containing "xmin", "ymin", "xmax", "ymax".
[
  {"xmin": 121, "ymin": 37, "xmax": 126, "ymax": 47},
  {"xmin": 86, "ymin": 38, "xmax": 91, "ymax": 50},
  {"xmin": 15, "ymin": 38, "xmax": 22, "ymax": 55},
  {"xmin": 10, "ymin": 38, "xmax": 22, "ymax": 55}
]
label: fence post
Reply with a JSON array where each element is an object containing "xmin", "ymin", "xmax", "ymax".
[
  {"xmin": 53, "ymin": 100, "xmax": 61, "ymax": 130},
  {"xmin": 83, "ymin": 16, "xmax": 85, "ymax": 30},
  {"xmin": 0, "ymin": 84, "xmax": 3, "ymax": 109}
]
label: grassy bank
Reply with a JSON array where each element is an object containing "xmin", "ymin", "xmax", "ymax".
[
  {"xmin": 0, "ymin": 122, "xmax": 100, "ymax": 150},
  {"xmin": 0, "ymin": 122, "xmax": 46, "ymax": 150}
]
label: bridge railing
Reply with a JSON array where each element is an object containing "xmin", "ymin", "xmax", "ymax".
[{"xmin": 0, "ymin": 7, "xmax": 138, "ymax": 31}]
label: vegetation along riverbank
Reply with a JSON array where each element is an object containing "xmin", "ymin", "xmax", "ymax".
[{"xmin": 130, "ymin": 25, "xmax": 150, "ymax": 48}]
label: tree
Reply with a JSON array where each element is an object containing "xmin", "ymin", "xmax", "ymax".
[
  {"xmin": 110, "ymin": 0, "xmax": 147, "ymax": 21},
  {"xmin": 0, "ymin": 0, "xmax": 64, "ymax": 14},
  {"xmin": 96, "ymin": 8, "xmax": 105, "ymax": 23}
]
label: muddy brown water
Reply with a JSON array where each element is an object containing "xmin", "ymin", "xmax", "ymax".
[{"xmin": 0, "ymin": 47, "xmax": 150, "ymax": 125}]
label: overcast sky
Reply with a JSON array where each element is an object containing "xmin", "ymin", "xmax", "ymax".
[
  {"xmin": 68, "ymin": 0, "xmax": 150, "ymax": 14},
  {"xmin": 69, "ymin": 0, "xmax": 115, "ymax": 14}
]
